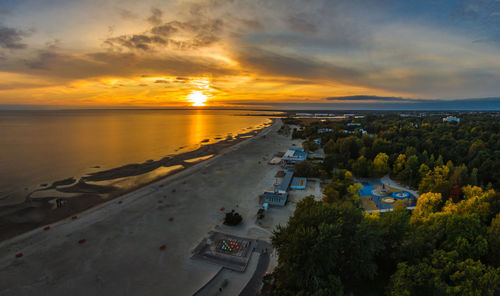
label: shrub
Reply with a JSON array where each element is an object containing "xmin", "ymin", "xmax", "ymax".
[{"xmin": 224, "ymin": 210, "xmax": 243, "ymax": 226}]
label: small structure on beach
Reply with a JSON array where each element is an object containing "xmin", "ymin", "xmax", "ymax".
[
  {"xmin": 290, "ymin": 177, "xmax": 307, "ymax": 190},
  {"xmin": 192, "ymin": 231, "xmax": 255, "ymax": 272},
  {"xmin": 268, "ymin": 157, "xmax": 282, "ymax": 165},
  {"xmin": 260, "ymin": 170, "xmax": 295, "ymax": 206},
  {"xmin": 281, "ymin": 147, "xmax": 307, "ymax": 165}
]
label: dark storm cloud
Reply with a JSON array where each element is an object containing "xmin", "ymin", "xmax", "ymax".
[{"xmin": 0, "ymin": 25, "xmax": 27, "ymax": 49}]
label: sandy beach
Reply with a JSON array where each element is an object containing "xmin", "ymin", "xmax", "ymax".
[
  {"xmin": 0, "ymin": 123, "xmax": 272, "ymax": 242},
  {"xmin": 0, "ymin": 120, "xmax": 307, "ymax": 296}
]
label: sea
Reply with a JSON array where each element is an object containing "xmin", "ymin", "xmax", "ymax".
[{"xmin": 0, "ymin": 109, "xmax": 276, "ymax": 206}]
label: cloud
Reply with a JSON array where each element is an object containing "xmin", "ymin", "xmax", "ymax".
[
  {"xmin": 10, "ymin": 49, "xmax": 237, "ymax": 82},
  {"xmin": 147, "ymin": 7, "xmax": 163, "ymax": 25},
  {"xmin": 104, "ymin": 18, "xmax": 223, "ymax": 51},
  {"xmin": 225, "ymin": 97, "xmax": 500, "ymax": 111},
  {"xmin": 118, "ymin": 8, "xmax": 139, "ymax": 20},
  {"xmin": 325, "ymin": 95, "xmax": 415, "ymax": 102},
  {"xmin": 286, "ymin": 13, "xmax": 317, "ymax": 33},
  {"xmin": 235, "ymin": 48, "xmax": 362, "ymax": 83},
  {"xmin": 0, "ymin": 25, "xmax": 27, "ymax": 49}
]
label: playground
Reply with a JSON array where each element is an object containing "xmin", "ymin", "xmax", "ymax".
[{"xmin": 358, "ymin": 179, "xmax": 416, "ymax": 211}]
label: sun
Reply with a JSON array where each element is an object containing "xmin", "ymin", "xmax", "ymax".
[{"xmin": 187, "ymin": 91, "xmax": 208, "ymax": 107}]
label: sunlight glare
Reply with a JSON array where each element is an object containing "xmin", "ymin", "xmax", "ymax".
[{"xmin": 187, "ymin": 91, "xmax": 208, "ymax": 106}]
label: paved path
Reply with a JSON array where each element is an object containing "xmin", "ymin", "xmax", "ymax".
[
  {"xmin": 239, "ymin": 241, "xmax": 271, "ymax": 296},
  {"xmin": 380, "ymin": 174, "xmax": 419, "ymax": 197}
]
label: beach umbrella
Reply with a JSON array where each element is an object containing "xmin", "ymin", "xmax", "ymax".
[{"xmin": 15, "ymin": 253, "xmax": 23, "ymax": 258}]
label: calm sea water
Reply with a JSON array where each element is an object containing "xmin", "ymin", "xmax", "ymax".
[{"xmin": 0, "ymin": 109, "xmax": 274, "ymax": 205}]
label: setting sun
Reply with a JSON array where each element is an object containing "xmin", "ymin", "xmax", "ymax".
[{"xmin": 187, "ymin": 91, "xmax": 208, "ymax": 106}]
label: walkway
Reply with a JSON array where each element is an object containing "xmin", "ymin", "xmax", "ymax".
[{"xmin": 380, "ymin": 174, "xmax": 419, "ymax": 197}]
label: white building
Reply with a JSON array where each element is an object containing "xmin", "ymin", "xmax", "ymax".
[
  {"xmin": 317, "ymin": 128, "xmax": 333, "ymax": 134},
  {"xmin": 443, "ymin": 116, "xmax": 460, "ymax": 123}
]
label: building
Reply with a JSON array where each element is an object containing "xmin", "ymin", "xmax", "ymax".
[
  {"xmin": 313, "ymin": 138, "xmax": 321, "ymax": 145},
  {"xmin": 290, "ymin": 177, "xmax": 307, "ymax": 190},
  {"xmin": 281, "ymin": 147, "xmax": 308, "ymax": 165},
  {"xmin": 347, "ymin": 122, "xmax": 361, "ymax": 127},
  {"xmin": 260, "ymin": 170, "xmax": 295, "ymax": 206},
  {"xmin": 296, "ymin": 113, "xmax": 313, "ymax": 118},
  {"xmin": 317, "ymin": 128, "xmax": 333, "ymax": 134},
  {"xmin": 315, "ymin": 113, "xmax": 329, "ymax": 117},
  {"xmin": 260, "ymin": 191, "xmax": 288, "ymax": 206},
  {"xmin": 443, "ymin": 116, "xmax": 460, "ymax": 123}
]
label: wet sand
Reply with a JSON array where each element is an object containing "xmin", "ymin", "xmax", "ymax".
[
  {"xmin": 0, "ymin": 120, "xmax": 300, "ymax": 296},
  {"xmin": 0, "ymin": 125, "xmax": 271, "ymax": 242}
]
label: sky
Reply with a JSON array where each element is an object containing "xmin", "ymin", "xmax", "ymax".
[{"xmin": 1, "ymin": 0, "xmax": 500, "ymax": 109}]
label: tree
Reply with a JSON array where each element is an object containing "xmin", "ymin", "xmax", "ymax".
[
  {"xmin": 224, "ymin": 210, "xmax": 242, "ymax": 226},
  {"xmin": 271, "ymin": 197, "xmax": 383, "ymax": 295},
  {"xmin": 393, "ymin": 154, "xmax": 406, "ymax": 176},
  {"xmin": 411, "ymin": 192, "xmax": 443, "ymax": 224},
  {"xmin": 322, "ymin": 170, "xmax": 358, "ymax": 204},
  {"xmin": 351, "ymin": 155, "xmax": 373, "ymax": 177},
  {"xmin": 302, "ymin": 140, "xmax": 319, "ymax": 152},
  {"xmin": 373, "ymin": 152, "xmax": 390, "ymax": 176},
  {"xmin": 295, "ymin": 160, "xmax": 321, "ymax": 178},
  {"xmin": 389, "ymin": 250, "xmax": 500, "ymax": 296},
  {"xmin": 487, "ymin": 213, "xmax": 500, "ymax": 267},
  {"xmin": 418, "ymin": 165, "xmax": 451, "ymax": 196}
]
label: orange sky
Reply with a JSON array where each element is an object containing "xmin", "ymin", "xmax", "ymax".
[{"xmin": 1, "ymin": 0, "xmax": 500, "ymax": 108}]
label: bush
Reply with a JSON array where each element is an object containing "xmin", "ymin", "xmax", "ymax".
[{"xmin": 224, "ymin": 210, "xmax": 243, "ymax": 226}]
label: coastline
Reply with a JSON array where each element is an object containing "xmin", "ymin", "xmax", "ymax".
[
  {"xmin": 0, "ymin": 117, "xmax": 299, "ymax": 296},
  {"xmin": 0, "ymin": 120, "xmax": 274, "ymax": 242}
]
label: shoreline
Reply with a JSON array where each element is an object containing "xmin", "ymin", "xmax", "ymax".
[
  {"xmin": 0, "ymin": 120, "xmax": 275, "ymax": 242},
  {"xmin": 0, "ymin": 117, "xmax": 302, "ymax": 296}
]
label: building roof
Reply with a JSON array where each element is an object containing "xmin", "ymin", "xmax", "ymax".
[
  {"xmin": 282, "ymin": 148, "xmax": 308, "ymax": 162},
  {"xmin": 291, "ymin": 177, "xmax": 307, "ymax": 188},
  {"xmin": 277, "ymin": 170, "xmax": 294, "ymax": 192}
]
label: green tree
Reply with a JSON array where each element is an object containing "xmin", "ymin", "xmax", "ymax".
[
  {"xmin": 418, "ymin": 165, "xmax": 451, "ymax": 196},
  {"xmin": 351, "ymin": 155, "xmax": 373, "ymax": 177},
  {"xmin": 393, "ymin": 154, "xmax": 406, "ymax": 176},
  {"xmin": 295, "ymin": 160, "xmax": 321, "ymax": 178},
  {"xmin": 373, "ymin": 152, "xmax": 390, "ymax": 176},
  {"xmin": 487, "ymin": 213, "xmax": 500, "ymax": 267},
  {"xmin": 271, "ymin": 197, "xmax": 383, "ymax": 295},
  {"xmin": 389, "ymin": 250, "xmax": 500, "ymax": 296}
]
